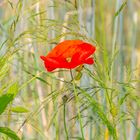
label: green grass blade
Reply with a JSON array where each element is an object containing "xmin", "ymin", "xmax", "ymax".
[{"xmin": 0, "ymin": 127, "xmax": 20, "ymax": 140}]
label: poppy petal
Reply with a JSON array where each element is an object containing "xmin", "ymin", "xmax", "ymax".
[
  {"xmin": 40, "ymin": 40, "xmax": 96, "ymax": 72},
  {"xmin": 84, "ymin": 57, "xmax": 94, "ymax": 64},
  {"xmin": 40, "ymin": 56, "xmax": 47, "ymax": 61},
  {"xmin": 44, "ymin": 61, "xmax": 56, "ymax": 72}
]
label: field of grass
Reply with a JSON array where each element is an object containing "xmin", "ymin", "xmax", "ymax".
[{"xmin": 0, "ymin": 0, "xmax": 140, "ymax": 140}]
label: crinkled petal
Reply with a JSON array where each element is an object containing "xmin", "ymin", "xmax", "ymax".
[{"xmin": 40, "ymin": 40, "xmax": 96, "ymax": 72}]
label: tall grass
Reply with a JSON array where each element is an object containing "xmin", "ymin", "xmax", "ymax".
[{"xmin": 0, "ymin": 0, "xmax": 140, "ymax": 140}]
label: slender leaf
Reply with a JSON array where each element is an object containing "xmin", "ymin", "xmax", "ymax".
[
  {"xmin": 0, "ymin": 127, "xmax": 20, "ymax": 140},
  {"xmin": 114, "ymin": 1, "xmax": 127, "ymax": 19},
  {"xmin": 0, "ymin": 94, "xmax": 14, "ymax": 115},
  {"xmin": 11, "ymin": 106, "xmax": 29, "ymax": 113}
]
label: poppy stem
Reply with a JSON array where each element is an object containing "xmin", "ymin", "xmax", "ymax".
[
  {"xmin": 70, "ymin": 69, "xmax": 74, "ymax": 81},
  {"xmin": 70, "ymin": 69, "xmax": 85, "ymax": 139},
  {"xmin": 63, "ymin": 101, "xmax": 69, "ymax": 140}
]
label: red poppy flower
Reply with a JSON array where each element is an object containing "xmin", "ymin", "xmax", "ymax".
[{"xmin": 40, "ymin": 40, "xmax": 96, "ymax": 72}]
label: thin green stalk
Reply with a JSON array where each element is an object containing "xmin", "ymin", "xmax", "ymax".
[
  {"xmin": 63, "ymin": 102, "xmax": 69, "ymax": 140},
  {"xmin": 70, "ymin": 69, "xmax": 85, "ymax": 139},
  {"xmin": 111, "ymin": 0, "xmax": 120, "ymax": 84},
  {"xmin": 18, "ymin": 71, "xmax": 44, "ymax": 91},
  {"xmin": 89, "ymin": 121, "xmax": 93, "ymax": 140}
]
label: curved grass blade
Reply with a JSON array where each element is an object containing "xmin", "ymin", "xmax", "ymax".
[
  {"xmin": 0, "ymin": 127, "xmax": 20, "ymax": 140},
  {"xmin": 0, "ymin": 94, "xmax": 14, "ymax": 115}
]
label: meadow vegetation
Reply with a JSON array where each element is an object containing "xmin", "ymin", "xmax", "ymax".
[{"xmin": 0, "ymin": 0, "xmax": 140, "ymax": 140}]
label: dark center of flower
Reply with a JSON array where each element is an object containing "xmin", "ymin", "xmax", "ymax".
[{"xmin": 66, "ymin": 57, "xmax": 72, "ymax": 63}]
